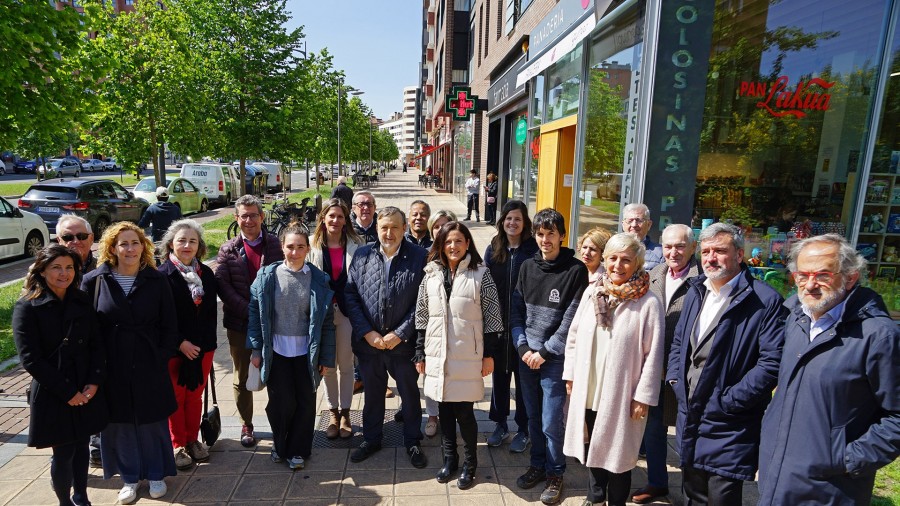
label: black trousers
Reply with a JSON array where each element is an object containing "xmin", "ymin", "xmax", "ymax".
[
  {"xmin": 485, "ymin": 200, "xmax": 497, "ymax": 223},
  {"xmin": 466, "ymin": 194, "xmax": 479, "ymax": 219},
  {"xmin": 585, "ymin": 409, "xmax": 632, "ymax": 506},
  {"xmin": 682, "ymin": 466, "xmax": 743, "ymax": 506},
  {"xmin": 357, "ymin": 350, "xmax": 423, "ymax": 448},
  {"xmin": 51, "ymin": 437, "xmax": 90, "ymax": 506},
  {"xmin": 438, "ymin": 401, "xmax": 478, "ymax": 463},
  {"xmin": 266, "ymin": 353, "xmax": 316, "ymax": 459}
]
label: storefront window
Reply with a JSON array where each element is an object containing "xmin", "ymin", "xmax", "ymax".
[
  {"xmin": 454, "ymin": 122, "xmax": 473, "ymax": 203},
  {"xmin": 545, "ymin": 45, "xmax": 584, "ymax": 123},
  {"xmin": 526, "ymin": 131, "xmax": 541, "ymax": 214},
  {"xmin": 577, "ymin": 10, "xmax": 644, "ymax": 239},
  {"xmin": 693, "ymin": 0, "xmax": 890, "ymax": 294},
  {"xmin": 508, "ymin": 114, "xmax": 528, "ymax": 201},
  {"xmin": 531, "ymin": 75, "xmax": 545, "ymax": 128}
]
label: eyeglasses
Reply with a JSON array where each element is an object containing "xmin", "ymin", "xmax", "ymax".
[
  {"xmin": 237, "ymin": 213, "xmax": 261, "ymax": 221},
  {"xmin": 355, "ymin": 202, "xmax": 374, "ymax": 208},
  {"xmin": 791, "ymin": 271, "xmax": 839, "ymax": 285},
  {"xmin": 623, "ymin": 218, "xmax": 647, "ymax": 225},
  {"xmin": 60, "ymin": 232, "xmax": 90, "ymax": 242}
]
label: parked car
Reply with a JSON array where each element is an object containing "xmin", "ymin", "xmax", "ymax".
[
  {"xmin": 132, "ymin": 177, "xmax": 209, "ymax": 215},
  {"xmin": 100, "ymin": 159, "xmax": 117, "ymax": 171},
  {"xmin": 81, "ymin": 159, "xmax": 105, "ymax": 172},
  {"xmin": 0, "ymin": 196, "xmax": 48, "ymax": 260},
  {"xmin": 18, "ymin": 179, "xmax": 149, "ymax": 239},
  {"xmin": 253, "ymin": 161, "xmax": 290, "ymax": 193},
  {"xmin": 38, "ymin": 158, "xmax": 81, "ymax": 178},
  {"xmin": 14, "ymin": 158, "xmax": 41, "ymax": 174},
  {"xmin": 180, "ymin": 162, "xmax": 240, "ymax": 206}
]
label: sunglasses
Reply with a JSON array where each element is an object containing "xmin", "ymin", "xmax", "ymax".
[{"xmin": 60, "ymin": 232, "xmax": 90, "ymax": 242}]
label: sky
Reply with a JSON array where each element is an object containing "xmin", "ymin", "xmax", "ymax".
[{"xmin": 284, "ymin": 0, "xmax": 423, "ymax": 121}]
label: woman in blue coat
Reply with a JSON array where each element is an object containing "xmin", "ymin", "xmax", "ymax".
[
  {"xmin": 14, "ymin": 245, "xmax": 107, "ymax": 506},
  {"xmin": 247, "ymin": 222, "xmax": 336, "ymax": 470}
]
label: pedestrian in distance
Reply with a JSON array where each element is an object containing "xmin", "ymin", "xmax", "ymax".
[
  {"xmin": 578, "ymin": 227, "xmax": 612, "ymax": 282},
  {"xmin": 308, "ymin": 198, "xmax": 363, "ymax": 440},
  {"xmin": 484, "ymin": 200, "xmax": 537, "ymax": 453},
  {"xmin": 464, "ymin": 169, "xmax": 480, "ymax": 222},
  {"xmin": 634, "ymin": 223, "xmax": 700, "ymax": 504},
  {"xmin": 415, "ymin": 221, "xmax": 504, "ymax": 489},
  {"xmin": 511, "ymin": 208, "xmax": 589, "ymax": 505},
  {"xmin": 215, "ymin": 195, "xmax": 283, "ymax": 448},
  {"xmin": 13, "ymin": 244, "xmax": 107, "ymax": 506},
  {"xmin": 247, "ymin": 221, "xmax": 336, "ymax": 470},
  {"xmin": 138, "ymin": 186, "xmax": 183, "ymax": 243},
  {"xmin": 331, "ymin": 176, "xmax": 354, "ymax": 209},
  {"xmin": 758, "ymin": 234, "xmax": 900, "ymax": 505},
  {"xmin": 484, "ymin": 173, "xmax": 499, "ymax": 225},
  {"xmin": 563, "ymin": 233, "xmax": 665, "ymax": 506},
  {"xmin": 82, "ymin": 222, "xmax": 179, "ymax": 504},
  {"xmin": 157, "ymin": 219, "xmax": 218, "ymax": 470},
  {"xmin": 344, "ymin": 207, "xmax": 429, "ymax": 469},
  {"xmin": 667, "ymin": 222, "xmax": 786, "ymax": 505}
]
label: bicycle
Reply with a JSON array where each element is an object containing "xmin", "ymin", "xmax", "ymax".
[{"xmin": 226, "ymin": 196, "xmax": 315, "ymax": 240}]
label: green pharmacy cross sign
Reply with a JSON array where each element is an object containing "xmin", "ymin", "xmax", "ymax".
[{"xmin": 445, "ymin": 87, "xmax": 481, "ymax": 120}]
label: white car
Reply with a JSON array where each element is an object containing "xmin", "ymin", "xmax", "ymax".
[
  {"xmin": 0, "ymin": 196, "xmax": 49, "ymax": 260},
  {"xmin": 81, "ymin": 159, "xmax": 105, "ymax": 172}
]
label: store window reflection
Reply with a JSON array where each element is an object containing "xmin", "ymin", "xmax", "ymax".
[
  {"xmin": 545, "ymin": 45, "xmax": 583, "ymax": 123},
  {"xmin": 527, "ymin": 132, "xmax": 540, "ymax": 214},
  {"xmin": 577, "ymin": 12, "xmax": 643, "ymax": 239},
  {"xmin": 694, "ymin": 0, "xmax": 889, "ymax": 295},
  {"xmin": 509, "ymin": 115, "xmax": 528, "ymax": 200},
  {"xmin": 454, "ymin": 122, "xmax": 473, "ymax": 203}
]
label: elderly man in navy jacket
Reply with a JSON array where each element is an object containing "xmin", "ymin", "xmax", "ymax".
[
  {"xmin": 666, "ymin": 223, "xmax": 786, "ymax": 505},
  {"xmin": 345, "ymin": 206, "xmax": 428, "ymax": 468},
  {"xmin": 758, "ymin": 234, "xmax": 900, "ymax": 505}
]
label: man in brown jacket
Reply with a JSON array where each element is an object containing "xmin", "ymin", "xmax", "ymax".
[{"xmin": 635, "ymin": 223, "xmax": 700, "ymax": 504}]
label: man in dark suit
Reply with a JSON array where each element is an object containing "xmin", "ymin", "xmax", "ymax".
[{"xmin": 634, "ymin": 224, "xmax": 700, "ymax": 504}]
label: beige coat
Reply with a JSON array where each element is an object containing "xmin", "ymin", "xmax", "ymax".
[
  {"xmin": 308, "ymin": 239, "xmax": 360, "ymax": 273},
  {"xmin": 417, "ymin": 257, "xmax": 488, "ymax": 402},
  {"xmin": 562, "ymin": 281, "xmax": 665, "ymax": 473}
]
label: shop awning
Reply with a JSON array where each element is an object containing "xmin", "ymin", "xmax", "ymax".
[
  {"xmin": 516, "ymin": 15, "xmax": 597, "ymax": 88},
  {"xmin": 413, "ymin": 143, "xmax": 444, "ymax": 159}
]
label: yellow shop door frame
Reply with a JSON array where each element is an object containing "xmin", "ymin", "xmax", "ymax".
[{"xmin": 536, "ymin": 115, "xmax": 578, "ymax": 228}]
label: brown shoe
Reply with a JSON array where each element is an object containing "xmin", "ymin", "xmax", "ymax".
[
  {"xmin": 353, "ymin": 380, "xmax": 364, "ymax": 394},
  {"xmin": 339, "ymin": 408, "xmax": 353, "ymax": 438},
  {"xmin": 385, "ymin": 387, "xmax": 395, "ymax": 398},
  {"xmin": 632, "ymin": 485, "xmax": 669, "ymax": 504},
  {"xmin": 325, "ymin": 409, "xmax": 340, "ymax": 439}
]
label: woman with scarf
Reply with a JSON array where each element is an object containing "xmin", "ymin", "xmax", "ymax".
[
  {"xmin": 158, "ymin": 219, "xmax": 218, "ymax": 470},
  {"xmin": 562, "ymin": 232, "xmax": 664, "ymax": 506}
]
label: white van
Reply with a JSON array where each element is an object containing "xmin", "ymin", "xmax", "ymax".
[
  {"xmin": 180, "ymin": 163, "xmax": 239, "ymax": 206},
  {"xmin": 251, "ymin": 162, "xmax": 289, "ymax": 193}
]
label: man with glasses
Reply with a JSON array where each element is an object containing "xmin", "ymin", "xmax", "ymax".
[
  {"xmin": 622, "ymin": 203, "xmax": 663, "ymax": 271},
  {"xmin": 667, "ymin": 222, "xmax": 785, "ymax": 505},
  {"xmin": 758, "ymin": 234, "xmax": 900, "ymax": 505},
  {"xmin": 215, "ymin": 195, "xmax": 284, "ymax": 447},
  {"xmin": 634, "ymin": 224, "xmax": 700, "ymax": 504},
  {"xmin": 352, "ymin": 191, "xmax": 378, "ymax": 244},
  {"xmin": 57, "ymin": 215, "xmax": 97, "ymax": 274}
]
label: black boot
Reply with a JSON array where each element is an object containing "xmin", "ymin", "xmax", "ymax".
[
  {"xmin": 457, "ymin": 459, "xmax": 476, "ymax": 489},
  {"xmin": 436, "ymin": 455, "xmax": 459, "ymax": 483}
]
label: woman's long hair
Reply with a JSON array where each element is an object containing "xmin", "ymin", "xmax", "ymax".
[
  {"xmin": 21, "ymin": 244, "xmax": 83, "ymax": 300},
  {"xmin": 311, "ymin": 198, "xmax": 360, "ymax": 249},
  {"xmin": 429, "ymin": 221, "xmax": 482, "ymax": 270},
  {"xmin": 490, "ymin": 200, "xmax": 532, "ymax": 264}
]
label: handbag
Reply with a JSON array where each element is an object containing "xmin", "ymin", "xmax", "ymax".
[
  {"xmin": 245, "ymin": 363, "xmax": 264, "ymax": 392},
  {"xmin": 199, "ymin": 368, "xmax": 221, "ymax": 447},
  {"xmin": 486, "ymin": 196, "xmax": 496, "ymax": 204}
]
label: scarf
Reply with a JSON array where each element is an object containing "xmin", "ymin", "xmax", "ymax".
[
  {"xmin": 593, "ymin": 270, "xmax": 650, "ymax": 329},
  {"xmin": 169, "ymin": 253, "xmax": 204, "ymax": 305}
]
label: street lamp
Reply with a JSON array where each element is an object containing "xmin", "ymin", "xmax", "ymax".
[{"xmin": 336, "ymin": 79, "xmax": 363, "ymax": 181}]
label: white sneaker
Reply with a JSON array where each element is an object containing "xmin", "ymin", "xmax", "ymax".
[
  {"xmin": 149, "ymin": 479, "xmax": 167, "ymax": 499},
  {"xmin": 117, "ymin": 483, "xmax": 138, "ymax": 504}
]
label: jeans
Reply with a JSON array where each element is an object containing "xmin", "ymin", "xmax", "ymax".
[
  {"xmin": 642, "ymin": 385, "xmax": 669, "ymax": 488},
  {"xmin": 357, "ymin": 350, "xmax": 423, "ymax": 448},
  {"xmin": 518, "ymin": 356, "xmax": 567, "ymax": 476}
]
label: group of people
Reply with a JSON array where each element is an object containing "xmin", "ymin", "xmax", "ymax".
[{"xmin": 12, "ymin": 186, "xmax": 900, "ymax": 506}]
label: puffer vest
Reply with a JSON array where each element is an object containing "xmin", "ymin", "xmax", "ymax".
[{"xmin": 421, "ymin": 256, "xmax": 486, "ymax": 402}]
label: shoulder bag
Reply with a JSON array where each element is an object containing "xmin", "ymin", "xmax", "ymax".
[{"xmin": 199, "ymin": 368, "xmax": 221, "ymax": 447}]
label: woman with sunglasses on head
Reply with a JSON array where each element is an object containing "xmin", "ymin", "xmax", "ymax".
[
  {"xmin": 13, "ymin": 244, "xmax": 107, "ymax": 506},
  {"xmin": 308, "ymin": 198, "xmax": 362, "ymax": 440}
]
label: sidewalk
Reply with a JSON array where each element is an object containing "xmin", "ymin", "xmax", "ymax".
[{"xmin": 0, "ymin": 169, "xmax": 758, "ymax": 505}]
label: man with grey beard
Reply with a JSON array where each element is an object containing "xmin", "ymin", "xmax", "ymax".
[
  {"xmin": 757, "ymin": 234, "xmax": 900, "ymax": 505},
  {"xmin": 666, "ymin": 223, "xmax": 785, "ymax": 505}
]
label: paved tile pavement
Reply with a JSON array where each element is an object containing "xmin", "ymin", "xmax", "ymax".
[{"xmin": 0, "ymin": 169, "xmax": 763, "ymax": 505}]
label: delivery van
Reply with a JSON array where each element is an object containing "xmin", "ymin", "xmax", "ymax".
[
  {"xmin": 180, "ymin": 163, "xmax": 239, "ymax": 206},
  {"xmin": 253, "ymin": 162, "xmax": 289, "ymax": 193}
]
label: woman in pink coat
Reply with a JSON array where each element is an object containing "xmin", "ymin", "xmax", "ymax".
[{"xmin": 562, "ymin": 233, "xmax": 664, "ymax": 506}]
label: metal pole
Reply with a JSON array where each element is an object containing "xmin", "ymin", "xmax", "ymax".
[
  {"xmin": 368, "ymin": 118, "xmax": 373, "ymax": 176},
  {"xmin": 337, "ymin": 79, "xmax": 342, "ymax": 178}
]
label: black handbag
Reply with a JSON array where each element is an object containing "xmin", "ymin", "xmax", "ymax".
[{"xmin": 199, "ymin": 368, "xmax": 221, "ymax": 447}]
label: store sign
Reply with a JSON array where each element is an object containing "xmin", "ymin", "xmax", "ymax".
[
  {"xmin": 444, "ymin": 86, "xmax": 480, "ymax": 121},
  {"xmin": 488, "ymin": 56, "xmax": 528, "ymax": 112},
  {"xmin": 515, "ymin": 118, "xmax": 527, "ymax": 145},
  {"xmin": 738, "ymin": 76, "xmax": 835, "ymax": 118},
  {"xmin": 529, "ymin": 0, "xmax": 594, "ymax": 58},
  {"xmin": 643, "ymin": 0, "xmax": 715, "ymax": 239}
]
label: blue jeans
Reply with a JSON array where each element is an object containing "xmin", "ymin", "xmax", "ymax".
[
  {"xmin": 642, "ymin": 385, "xmax": 669, "ymax": 488},
  {"xmin": 518, "ymin": 356, "xmax": 567, "ymax": 477}
]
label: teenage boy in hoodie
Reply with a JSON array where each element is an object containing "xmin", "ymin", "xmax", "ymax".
[{"xmin": 510, "ymin": 208, "xmax": 589, "ymax": 505}]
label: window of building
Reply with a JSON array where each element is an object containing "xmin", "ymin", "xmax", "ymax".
[
  {"xmin": 484, "ymin": 0, "xmax": 490, "ymax": 57},
  {"xmin": 544, "ymin": 44, "xmax": 584, "ymax": 123},
  {"xmin": 505, "ymin": 0, "xmax": 532, "ymax": 34}
]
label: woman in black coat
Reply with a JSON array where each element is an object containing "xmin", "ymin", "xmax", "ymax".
[
  {"xmin": 157, "ymin": 219, "xmax": 218, "ymax": 470},
  {"xmin": 483, "ymin": 173, "xmax": 499, "ymax": 225},
  {"xmin": 13, "ymin": 244, "xmax": 108, "ymax": 506},
  {"xmin": 82, "ymin": 222, "xmax": 178, "ymax": 505}
]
